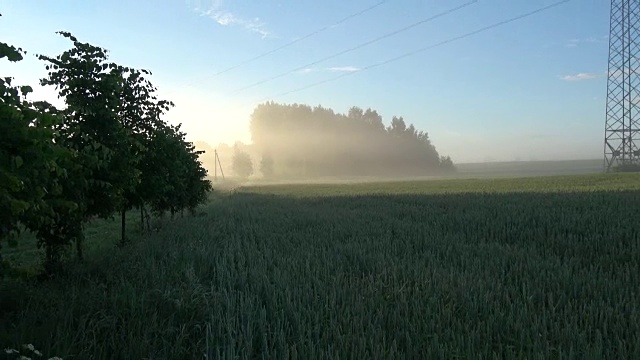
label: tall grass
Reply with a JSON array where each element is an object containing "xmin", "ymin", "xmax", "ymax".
[{"xmin": 1, "ymin": 174, "xmax": 639, "ymax": 359}]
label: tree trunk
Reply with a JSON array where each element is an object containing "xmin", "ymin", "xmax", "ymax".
[
  {"xmin": 145, "ymin": 207, "xmax": 151, "ymax": 232},
  {"xmin": 121, "ymin": 210, "xmax": 126, "ymax": 244},
  {"xmin": 45, "ymin": 245, "xmax": 56, "ymax": 276},
  {"xmin": 140, "ymin": 205, "xmax": 145, "ymax": 233},
  {"xmin": 76, "ymin": 230, "xmax": 84, "ymax": 261},
  {"xmin": 0, "ymin": 247, "xmax": 4, "ymax": 277},
  {"xmin": 45, "ymin": 243, "xmax": 63, "ymax": 277}
]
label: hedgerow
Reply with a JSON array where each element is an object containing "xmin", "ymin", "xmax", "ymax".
[{"xmin": 1, "ymin": 17, "xmax": 211, "ymax": 276}]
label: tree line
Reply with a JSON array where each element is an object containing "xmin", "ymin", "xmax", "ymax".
[
  {"xmin": 246, "ymin": 102, "xmax": 455, "ymax": 179},
  {"xmin": 1, "ymin": 23, "xmax": 211, "ymax": 276}
]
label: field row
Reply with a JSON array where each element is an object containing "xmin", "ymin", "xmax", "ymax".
[{"xmin": 1, "ymin": 174, "xmax": 639, "ymax": 359}]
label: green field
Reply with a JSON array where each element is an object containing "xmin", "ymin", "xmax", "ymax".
[
  {"xmin": 1, "ymin": 173, "xmax": 639, "ymax": 359},
  {"xmin": 454, "ymin": 159, "xmax": 604, "ymax": 178}
]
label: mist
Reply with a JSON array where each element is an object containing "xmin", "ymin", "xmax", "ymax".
[{"xmin": 195, "ymin": 102, "xmax": 458, "ymax": 183}]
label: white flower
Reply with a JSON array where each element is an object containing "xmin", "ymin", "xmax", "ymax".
[{"xmin": 5, "ymin": 348, "xmax": 19, "ymax": 354}]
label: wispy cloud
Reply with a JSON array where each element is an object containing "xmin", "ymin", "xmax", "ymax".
[
  {"xmin": 608, "ymin": 67, "xmax": 640, "ymax": 78},
  {"xmin": 295, "ymin": 68, "xmax": 317, "ymax": 74},
  {"xmin": 562, "ymin": 68, "xmax": 640, "ymax": 81},
  {"xmin": 296, "ymin": 66, "xmax": 361, "ymax": 75},
  {"xmin": 565, "ymin": 35, "xmax": 608, "ymax": 48},
  {"xmin": 190, "ymin": 0, "xmax": 272, "ymax": 38},
  {"xmin": 327, "ymin": 66, "xmax": 361, "ymax": 72},
  {"xmin": 560, "ymin": 72, "xmax": 603, "ymax": 81}
]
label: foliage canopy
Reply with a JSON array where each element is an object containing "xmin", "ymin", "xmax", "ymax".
[
  {"xmin": 1, "ymin": 26, "xmax": 212, "ymax": 275},
  {"xmin": 250, "ymin": 102, "xmax": 456, "ymax": 178}
]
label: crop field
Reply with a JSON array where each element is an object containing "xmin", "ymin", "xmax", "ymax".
[{"xmin": 1, "ymin": 173, "xmax": 640, "ymax": 359}]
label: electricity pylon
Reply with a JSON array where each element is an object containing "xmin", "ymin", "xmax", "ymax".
[{"xmin": 604, "ymin": 0, "xmax": 640, "ymax": 172}]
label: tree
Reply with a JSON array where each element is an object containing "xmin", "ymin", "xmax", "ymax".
[
  {"xmin": 260, "ymin": 152, "xmax": 274, "ymax": 179},
  {"xmin": 1, "ymin": 19, "xmax": 213, "ymax": 275},
  {"xmin": 0, "ymin": 40, "xmax": 43, "ymax": 244},
  {"xmin": 439, "ymin": 155, "xmax": 456, "ymax": 173},
  {"xmin": 36, "ymin": 31, "xmax": 141, "ymax": 258},
  {"xmin": 143, "ymin": 123, "xmax": 211, "ymax": 219},
  {"xmin": 113, "ymin": 64, "xmax": 174, "ymax": 242},
  {"xmin": 232, "ymin": 144, "xmax": 253, "ymax": 180},
  {"xmin": 36, "ymin": 32, "xmax": 210, "ymax": 246},
  {"xmin": 0, "ymin": 34, "xmax": 84, "ymax": 274},
  {"xmin": 249, "ymin": 102, "xmax": 452, "ymax": 177}
]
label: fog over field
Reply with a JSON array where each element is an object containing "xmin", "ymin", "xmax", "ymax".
[{"xmin": 3, "ymin": 0, "xmax": 640, "ymax": 359}]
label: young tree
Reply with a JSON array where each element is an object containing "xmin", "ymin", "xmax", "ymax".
[
  {"xmin": 37, "ymin": 32, "xmax": 141, "ymax": 258},
  {"xmin": 181, "ymin": 141, "xmax": 213, "ymax": 215},
  {"xmin": 260, "ymin": 152, "xmax": 274, "ymax": 179},
  {"xmin": 114, "ymin": 65, "xmax": 174, "ymax": 242},
  {"xmin": 232, "ymin": 144, "xmax": 253, "ymax": 180},
  {"xmin": 0, "ymin": 35, "xmax": 84, "ymax": 274},
  {"xmin": 1, "ymin": 41, "xmax": 53, "ymax": 267},
  {"xmin": 144, "ymin": 123, "xmax": 211, "ymax": 219},
  {"xmin": 1, "ymin": 40, "xmax": 41, "ymax": 244},
  {"xmin": 439, "ymin": 155, "xmax": 456, "ymax": 173},
  {"xmin": 2, "ymin": 22, "xmax": 213, "ymax": 274}
]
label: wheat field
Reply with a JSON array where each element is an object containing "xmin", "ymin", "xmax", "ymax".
[{"xmin": 1, "ymin": 173, "xmax": 639, "ymax": 359}]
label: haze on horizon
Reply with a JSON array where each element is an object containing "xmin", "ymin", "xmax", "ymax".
[{"xmin": 1, "ymin": 0, "xmax": 609, "ymax": 164}]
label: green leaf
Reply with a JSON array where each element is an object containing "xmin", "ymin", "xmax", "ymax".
[
  {"xmin": 14, "ymin": 155, "xmax": 24, "ymax": 169},
  {"xmin": 10, "ymin": 199, "xmax": 30, "ymax": 214},
  {"xmin": 0, "ymin": 42, "xmax": 24, "ymax": 62},
  {"xmin": 8, "ymin": 236, "xmax": 19, "ymax": 247},
  {"xmin": 19, "ymin": 85, "xmax": 33, "ymax": 97}
]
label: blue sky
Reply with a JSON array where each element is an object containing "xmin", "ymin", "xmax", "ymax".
[{"xmin": 1, "ymin": 0, "xmax": 610, "ymax": 163}]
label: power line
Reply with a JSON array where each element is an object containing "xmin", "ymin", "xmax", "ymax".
[
  {"xmin": 230, "ymin": 0, "xmax": 479, "ymax": 95},
  {"xmin": 186, "ymin": 1, "xmax": 388, "ymax": 84},
  {"xmin": 258, "ymin": 0, "xmax": 573, "ymax": 102}
]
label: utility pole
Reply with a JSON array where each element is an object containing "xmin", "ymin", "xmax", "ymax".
[
  {"xmin": 604, "ymin": 0, "xmax": 640, "ymax": 172},
  {"xmin": 214, "ymin": 149, "xmax": 225, "ymax": 182}
]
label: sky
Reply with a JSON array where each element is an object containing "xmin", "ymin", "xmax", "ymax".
[{"xmin": 1, "ymin": 0, "xmax": 610, "ymax": 163}]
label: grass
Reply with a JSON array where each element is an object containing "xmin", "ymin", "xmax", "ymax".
[
  {"xmin": 1, "ymin": 173, "xmax": 640, "ymax": 359},
  {"xmin": 1, "ymin": 210, "xmax": 150, "ymax": 276}
]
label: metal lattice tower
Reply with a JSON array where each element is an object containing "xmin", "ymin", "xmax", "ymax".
[{"xmin": 604, "ymin": 0, "xmax": 640, "ymax": 172}]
